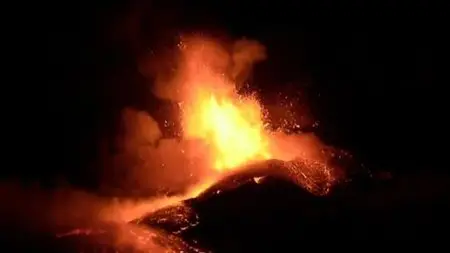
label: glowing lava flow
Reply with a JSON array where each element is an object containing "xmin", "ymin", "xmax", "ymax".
[{"xmin": 53, "ymin": 37, "xmax": 341, "ymax": 253}]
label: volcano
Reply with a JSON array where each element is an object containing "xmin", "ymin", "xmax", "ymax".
[
  {"xmin": 131, "ymin": 161, "xmax": 449, "ymax": 251},
  {"xmin": 5, "ymin": 159, "xmax": 450, "ymax": 252}
]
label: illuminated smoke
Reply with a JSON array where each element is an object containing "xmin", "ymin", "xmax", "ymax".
[
  {"xmin": 111, "ymin": 34, "xmax": 342, "ymax": 198},
  {"xmin": 0, "ymin": 34, "xmax": 350, "ymax": 252}
]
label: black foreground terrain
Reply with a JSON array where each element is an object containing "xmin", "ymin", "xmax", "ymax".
[{"xmin": 3, "ymin": 161, "xmax": 450, "ymax": 252}]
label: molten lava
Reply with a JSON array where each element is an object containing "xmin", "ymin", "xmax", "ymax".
[
  {"xmin": 178, "ymin": 38, "xmax": 272, "ymax": 173},
  {"xmin": 183, "ymin": 90, "xmax": 271, "ymax": 171},
  {"xmin": 51, "ymin": 36, "xmax": 343, "ymax": 253}
]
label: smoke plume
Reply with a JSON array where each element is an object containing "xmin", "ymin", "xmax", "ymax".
[
  {"xmin": 141, "ymin": 35, "xmax": 267, "ymax": 102},
  {"xmin": 112, "ymin": 34, "xmax": 343, "ymax": 197},
  {"xmin": 0, "ymin": 34, "xmax": 349, "ymax": 252}
]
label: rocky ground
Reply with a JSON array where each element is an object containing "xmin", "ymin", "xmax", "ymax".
[{"xmin": 3, "ymin": 164, "xmax": 449, "ymax": 252}]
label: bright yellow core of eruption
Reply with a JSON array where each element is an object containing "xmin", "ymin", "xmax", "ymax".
[{"xmin": 183, "ymin": 90, "xmax": 271, "ymax": 172}]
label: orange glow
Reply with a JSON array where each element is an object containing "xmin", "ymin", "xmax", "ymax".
[
  {"xmin": 182, "ymin": 87, "xmax": 271, "ymax": 172},
  {"xmin": 49, "ymin": 37, "xmax": 341, "ymax": 252},
  {"xmin": 149, "ymin": 36, "xmax": 336, "ymax": 196},
  {"xmin": 175, "ymin": 37, "xmax": 273, "ymax": 173}
]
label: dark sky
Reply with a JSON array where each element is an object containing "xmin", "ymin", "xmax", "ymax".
[{"xmin": 7, "ymin": 0, "xmax": 447, "ymax": 188}]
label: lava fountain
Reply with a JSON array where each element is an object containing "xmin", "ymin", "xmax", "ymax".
[
  {"xmin": 50, "ymin": 36, "xmax": 343, "ymax": 253},
  {"xmin": 102, "ymin": 36, "xmax": 337, "ymax": 224},
  {"xmin": 182, "ymin": 82, "xmax": 271, "ymax": 172},
  {"xmin": 140, "ymin": 35, "xmax": 339, "ymax": 198},
  {"xmin": 178, "ymin": 37, "xmax": 272, "ymax": 174}
]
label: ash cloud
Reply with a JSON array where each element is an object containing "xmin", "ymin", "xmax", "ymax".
[
  {"xmin": 231, "ymin": 38, "xmax": 267, "ymax": 89},
  {"xmin": 0, "ymin": 35, "xmax": 351, "ymax": 248},
  {"xmin": 107, "ymin": 107, "xmax": 211, "ymax": 197},
  {"xmin": 105, "ymin": 35, "xmax": 271, "ymax": 196},
  {"xmin": 140, "ymin": 35, "xmax": 267, "ymax": 101},
  {"xmin": 114, "ymin": 35, "xmax": 346, "ymax": 197}
]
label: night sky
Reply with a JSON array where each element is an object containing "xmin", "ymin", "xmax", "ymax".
[
  {"xmin": 2, "ymin": 0, "xmax": 449, "ymax": 248},
  {"xmin": 6, "ymin": 0, "xmax": 447, "ymax": 190}
]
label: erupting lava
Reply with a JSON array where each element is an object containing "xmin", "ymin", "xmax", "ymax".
[
  {"xmin": 183, "ymin": 90, "xmax": 271, "ymax": 171},
  {"xmin": 102, "ymin": 36, "xmax": 337, "ymax": 224},
  {"xmin": 50, "ymin": 36, "xmax": 343, "ymax": 253},
  {"xmin": 178, "ymin": 37, "xmax": 272, "ymax": 173}
]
